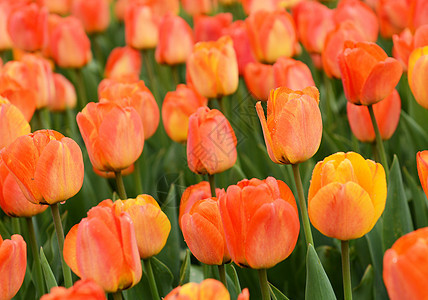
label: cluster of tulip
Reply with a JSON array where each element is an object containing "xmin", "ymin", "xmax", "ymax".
[{"xmin": 1, "ymin": 0, "xmax": 428, "ymax": 299}]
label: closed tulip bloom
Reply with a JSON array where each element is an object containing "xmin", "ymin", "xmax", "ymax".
[
  {"xmin": 48, "ymin": 73, "xmax": 76, "ymax": 112},
  {"xmin": 246, "ymin": 10, "xmax": 297, "ymax": 63},
  {"xmin": 241, "ymin": 0, "xmax": 281, "ymax": 15},
  {"xmin": 256, "ymin": 86, "xmax": 322, "ymax": 164},
  {"xmin": 383, "ymin": 227, "xmax": 428, "ymax": 300},
  {"xmin": 182, "ymin": 197, "xmax": 230, "ymax": 265},
  {"xmin": 113, "ymin": 195, "xmax": 171, "ymax": 259},
  {"xmin": 77, "ymin": 101, "xmax": 144, "ymax": 172},
  {"xmin": 104, "ymin": 46, "xmax": 142, "ymax": 82},
  {"xmin": 377, "ymin": 0, "xmax": 410, "ymax": 38},
  {"xmin": 186, "ymin": 36, "xmax": 238, "ymax": 98},
  {"xmin": 308, "ymin": 152, "xmax": 387, "ymax": 240},
  {"xmin": 165, "ymin": 279, "xmax": 229, "ymax": 300},
  {"xmin": 1, "ymin": 130, "xmax": 84, "ymax": 205},
  {"xmin": 194, "ymin": 13, "xmax": 232, "ymax": 43},
  {"xmin": 187, "ymin": 106, "xmax": 237, "ymax": 175},
  {"xmin": 0, "ymin": 97, "xmax": 30, "ymax": 149},
  {"xmin": 63, "ymin": 203, "xmax": 142, "ymax": 293},
  {"xmin": 36, "ymin": 0, "xmax": 72, "ymax": 15},
  {"xmin": 0, "ymin": 1, "xmax": 16, "ymax": 50},
  {"xmin": 71, "ymin": 0, "xmax": 110, "ymax": 34},
  {"xmin": 417, "ymin": 151, "xmax": 428, "ymax": 199},
  {"xmin": 219, "ymin": 177, "xmax": 299, "ymax": 269},
  {"xmin": 0, "ymin": 234, "xmax": 26, "ymax": 300},
  {"xmin": 181, "ymin": 0, "xmax": 216, "ymax": 15},
  {"xmin": 392, "ymin": 28, "xmax": 414, "ymax": 71},
  {"xmin": 162, "ymin": 84, "xmax": 208, "ymax": 143},
  {"xmin": 273, "ymin": 57, "xmax": 315, "ymax": 90},
  {"xmin": 347, "ymin": 90, "xmax": 401, "ymax": 143},
  {"xmin": 156, "ymin": 13, "xmax": 194, "ymax": 65},
  {"xmin": 408, "ymin": 46, "xmax": 428, "ymax": 109},
  {"xmin": 125, "ymin": 2, "xmax": 159, "ymax": 49},
  {"xmin": 41, "ymin": 279, "xmax": 106, "ymax": 300},
  {"xmin": 93, "ymin": 164, "xmax": 134, "ymax": 179},
  {"xmin": 338, "ymin": 41, "xmax": 403, "ymax": 105},
  {"xmin": 243, "ymin": 62, "xmax": 274, "ymax": 101},
  {"xmin": 409, "ymin": 0, "xmax": 428, "ymax": 32}
]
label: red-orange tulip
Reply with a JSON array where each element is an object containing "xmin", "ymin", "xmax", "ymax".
[
  {"xmin": 125, "ymin": 1, "xmax": 159, "ymax": 49},
  {"xmin": 179, "ymin": 181, "xmax": 214, "ymax": 228},
  {"xmin": 187, "ymin": 106, "xmax": 237, "ymax": 175},
  {"xmin": 218, "ymin": 177, "xmax": 300, "ymax": 269},
  {"xmin": 0, "ymin": 96, "xmax": 30, "ymax": 149},
  {"xmin": 308, "ymin": 152, "xmax": 387, "ymax": 240},
  {"xmin": 408, "ymin": 46, "xmax": 428, "ymax": 109},
  {"xmin": 256, "ymin": 86, "xmax": 322, "ymax": 164},
  {"xmin": 76, "ymin": 101, "xmax": 144, "ymax": 172},
  {"xmin": 162, "ymin": 84, "xmax": 208, "ymax": 143},
  {"xmin": 0, "ymin": 79, "xmax": 36, "ymax": 122},
  {"xmin": 63, "ymin": 203, "xmax": 142, "ymax": 293},
  {"xmin": 181, "ymin": 0, "xmax": 216, "ymax": 15},
  {"xmin": 41, "ymin": 279, "xmax": 106, "ymax": 300},
  {"xmin": 71, "ymin": 0, "xmax": 110, "ymax": 34},
  {"xmin": 417, "ymin": 151, "xmax": 428, "ymax": 199},
  {"xmin": 392, "ymin": 28, "xmax": 414, "ymax": 71},
  {"xmin": 241, "ymin": 0, "xmax": 281, "ymax": 15},
  {"xmin": 409, "ymin": 0, "xmax": 428, "ymax": 32},
  {"xmin": 104, "ymin": 46, "xmax": 142, "ymax": 82},
  {"xmin": 1, "ymin": 130, "xmax": 84, "ymax": 205},
  {"xmin": 338, "ymin": 41, "xmax": 402, "ymax": 105},
  {"xmin": 377, "ymin": 0, "xmax": 410, "ymax": 38},
  {"xmin": 48, "ymin": 73, "xmax": 76, "ymax": 112},
  {"xmin": 244, "ymin": 62, "xmax": 274, "ymax": 101},
  {"xmin": 273, "ymin": 57, "xmax": 315, "ymax": 90},
  {"xmin": 36, "ymin": 0, "xmax": 72, "ymax": 15},
  {"xmin": 0, "ymin": 1, "xmax": 19, "ymax": 50},
  {"xmin": 164, "ymin": 279, "xmax": 229, "ymax": 300},
  {"xmin": 93, "ymin": 164, "xmax": 134, "ymax": 179},
  {"xmin": 383, "ymin": 227, "xmax": 428, "ymax": 300},
  {"xmin": 194, "ymin": 13, "xmax": 232, "ymax": 43}
]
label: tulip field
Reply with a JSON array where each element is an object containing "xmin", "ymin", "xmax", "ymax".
[{"xmin": 1, "ymin": 0, "xmax": 428, "ymax": 299}]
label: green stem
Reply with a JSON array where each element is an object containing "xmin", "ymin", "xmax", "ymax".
[
  {"xmin": 50, "ymin": 203, "xmax": 73, "ymax": 288},
  {"xmin": 144, "ymin": 258, "xmax": 160, "ymax": 300},
  {"xmin": 114, "ymin": 171, "xmax": 127, "ymax": 200},
  {"xmin": 291, "ymin": 164, "xmax": 314, "ymax": 246},
  {"xmin": 217, "ymin": 96, "xmax": 225, "ymax": 114},
  {"xmin": 368, "ymin": 105, "xmax": 389, "ymax": 181},
  {"xmin": 323, "ymin": 73, "xmax": 334, "ymax": 125},
  {"xmin": 208, "ymin": 174, "xmax": 216, "ymax": 197},
  {"xmin": 171, "ymin": 64, "xmax": 180, "ymax": 88},
  {"xmin": 218, "ymin": 264, "xmax": 228, "ymax": 289},
  {"xmin": 26, "ymin": 217, "xmax": 45, "ymax": 297},
  {"xmin": 133, "ymin": 158, "xmax": 143, "ymax": 195},
  {"xmin": 73, "ymin": 68, "xmax": 88, "ymax": 110},
  {"xmin": 257, "ymin": 268, "xmax": 271, "ymax": 300},
  {"xmin": 341, "ymin": 240, "xmax": 352, "ymax": 300},
  {"xmin": 142, "ymin": 50, "xmax": 160, "ymax": 103},
  {"xmin": 12, "ymin": 217, "xmax": 21, "ymax": 235},
  {"xmin": 112, "ymin": 291, "xmax": 124, "ymax": 300}
]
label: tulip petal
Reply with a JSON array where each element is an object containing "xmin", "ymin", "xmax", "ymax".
[
  {"xmin": 409, "ymin": 52, "xmax": 428, "ymax": 109},
  {"xmin": 63, "ymin": 224, "xmax": 81, "ymax": 278},
  {"xmin": 255, "ymin": 101, "xmax": 281, "ymax": 164}
]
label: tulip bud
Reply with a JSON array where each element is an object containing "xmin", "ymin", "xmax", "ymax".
[
  {"xmin": 179, "ymin": 181, "xmax": 214, "ymax": 228},
  {"xmin": 104, "ymin": 46, "xmax": 142, "ymax": 82},
  {"xmin": 273, "ymin": 57, "xmax": 315, "ymax": 90},
  {"xmin": 408, "ymin": 46, "xmax": 428, "ymax": 109},
  {"xmin": 48, "ymin": 73, "xmax": 77, "ymax": 112},
  {"xmin": 0, "ymin": 96, "xmax": 30, "ymax": 149},
  {"xmin": 194, "ymin": 13, "xmax": 232, "ymax": 43},
  {"xmin": 125, "ymin": 2, "xmax": 159, "ymax": 49},
  {"xmin": 164, "ymin": 279, "xmax": 230, "ymax": 299},
  {"xmin": 41, "ymin": 279, "xmax": 107, "ymax": 300},
  {"xmin": 377, "ymin": 0, "xmax": 409, "ymax": 38},
  {"xmin": 71, "ymin": 0, "xmax": 110, "ymax": 34},
  {"xmin": 244, "ymin": 62, "xmax": 274, "ymax": 101},
  {"xmin": 181, "ymin": 0, "xmax": 216, "ymax": 15}
]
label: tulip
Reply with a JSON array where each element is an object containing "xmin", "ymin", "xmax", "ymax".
[
  {"xmin": 164, "ymin": 279, "xmax": 229, "ymax": 300},
  {"xmin": 41, "ymin": 279, "xmax": 106, "ymax": 300},
  {"xmin": 113, "ymin": 195, "xmax": 171, "ymax": 259},
  {"xmin": 408, "ymin": 46, "xmax": 428, "ymax": 109},
  {"xmin": 243, "ymin": 62, "xmax": 274, "ymax": 101},
  {"xmin": 181, "ymin": 0, "xmax": 216, "ymax": 15},
  {"xmin": 125, "ymin": 2, "xmax": 159, "ymax": 49},
  {"xmin": 383, "ymin": 227, "xmax": 428, "ymax": 300},
  {"xmin": 71, "ymin": 0, "xmax": 110, "ymax": 34},
  {"xmin": 377, "ymin": 0, "xmax": 409, "ymax": 38},
  {"xmin": 392, "ymin": 28, "xmax": 414, "ymax": 71},
  {"xmin": 104, "ymin": 46, "xmax": 142, "ymax": 82},
  {"xmin": 63, "ymin": 202, "xmax": 142, "ymax": 292},
  {"xmin": 417, "ymin": 150, "xmax": 428, "ymax": 199},
  {"xmin": 0, "ymin": 1, "xmax": 17, "ymax": 50},
  {"xmin": 0, "ymin": 234, "xmax": 26, "ymax": 300},
  {"xmin": 273, "ymin": 57, "xmax": 315, "ymax": 90},
  {"xmin": 218, "ymin": 177, "xmax": 300, "ymax": 269},
  {"xmin": 0, "ymin": 75, "xmax": 36, "ymax": 121},
  {"xmin": 241, "ymin": 0, "xmax": 281, "ymax": 15},
  {"xmin": 187, "ymin": 106, "xmax": 237, "ymax": 175},
  {"xmin": 347, "ymin": 90, "xmax": 401, "ymax": 143},
  {"xmin": 179, "ymin": 181, "xmax": 214, "ymax": 228},
  {"xmin": 98, "ymin": 79, "xmax": 159, "ymax": 140},
  {"xmin": 308, "ymin": 151, "xmax": 387, "ymax": 240},
  {"xmin": 0, "ymin": 96, "xmax": 31, "ymax": 149},
  {"xmin": 246, "ymin": 10, "xmax": 297, "ymax": 63},
  {"xmin": 76, "ymin": 101, "xmax": 144, "ymax": 172},
  {"xmin": 48, "ymin": 73, "xmax": 77, "ymax": 112},
  {"xmin": 194, "ymin": 13, "xmax": 232, "ymax": 43},
  {"xmin": 1, "ymin": 130, "xmax": 84, "ymax": 205},
  {"xmin": 93, "ymin": 164, "xmax": 134, "ymax": 179},
  {"xmin": 155, "ymin": 13, "xmax": 194, "ymax": 65},
  {"xmin": 256, "ymin": 86, "xmax": 322, "ymax": 164},
  {"xmin": 408, "ymin": 0, "xmax": 428, "ymax": 32},
  {"xmin": 186, "ymin": 35, "xmax": 238, "ymax": 98},
  {"xmin": 338, "ymin": 41, "xmax": 402, "ymax": 105},
  {"xmin": 162, "ymin": 84, "xmax": 208, "ymax": 143},
  {"xmin": 36, "ymin": 0, "xmax": 72, "ymax": 15}
]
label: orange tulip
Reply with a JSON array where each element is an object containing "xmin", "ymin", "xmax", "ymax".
[
  {"xmin": 93, "ymin": 164, "xmax": 134, "ymax": 179},
  {"xmin": 256, "ymin": 86, "xmax": 322, "ymax": 164},
  {"xmin": 308, "ymin": 152, "xmax": 387, "ymax": 240},
  {"xmin": 246, "ymin": 10, "xmax": 297, "ymax": 63},
  {"xmin": 48, "ymin": 73, "xmax": 77, "ymax": 112},
  {"xmin": 112, "ymin": 195, "xmax": 171, "ymax": 259},
  {"xmin": 1, "ymin": 130, "xmax": 84, "ymax": 205},
  {"xmin": 179, "ymin": 181, "xmax": 214, "ymax": 228},
  {"xmin": 162, "ymin": 84, "xmax": 208, "ymax": 143},
  {"xmin": 0, "ymin": 1, "xmax": 20, "ymax": 50},
  {"xmin": 156, "ymin": 13, "xmax": 194, "ymax": 65},
  {"xmin": 104, "ymin": 46, "xmax": 142, "ymax": 82},
  {"xmin": 0, "ymin": 77, "xmax": 36, "ymax": 122},
  {"xmin": 98, "ymin": 79, "xmax": 159, "ymax": 140},
  {"xmin": 243, "ymin": 62, "xmax": 274, "ymax": 101},
  {"xmin": 273, "ymin": 57, "xmax": 315, "ymax": 90},
  {"xmin": 187, "ymin": 106, "xmax": 237, "ymax": 175},
  {"xmin": 241, "ymin": 0, "xmax": 281, "ymax": 15},
  {"xmin": 218, "ymin": 177, "xmax": 299, "ymax": 269},
  {"xmin": 186, "ymin": 35, "xmax": 238, "ymax": 98},
  {"xmin": 338, "ymin": 41, "xmax": 402, "ymax": 105},
  {"xmin": 347, "ymin": 90, "xmax": 401, "ymax": 143},
  {"xmin": 164, "ymin": 279, "xmax": 229, "ymax": 300},
  {"xmin": 76, "ymin": 101, "xmax": 144, "ymax": 172},
  {"xmin": 417, "ymin": 150, "xmax": 428, "ymax": 199},
  {"xmin": 125, "ymin": 1, "xmax": 159, "ymax": 49},
  {"xmin": 41, "ymin": 279, "xmax": 106, "ymax": 300},
  {"xmin": 377, "ymin": 0, "xmax": 410, "ymax": 38},
  {"xmin": 182, "ymin": 197, "xmax": 230, "ymax": 265},
  {"xmin": 181, "ymin": 0, "xmax": 216, "ymax": 15},
  {"xmin": 383, "ymin": 227, "xmax": 428, "ymax": 300},
  {"xmin": 392, "ymin": 28, "xmax": 414, "ymax": 71},
  {"xmin": 408, "ymin": 46, "xmax": 428, "ymax": 109},
  {"xmin": 71, "ymin": 0, "xmax": 110, "ymax": 34},
  {"xmin": 0, "ymin": 234, "xmax": 26, "ymax": 300},
  {"xmin": 63, "ymin": 202, "xmax": 142, "ymax": 293},
  {"xmin": 36, "ymin": 0, "xmax": 72, "ymax": 15},
  {"xmin": 194, "ymin": 13, "xmax": 232, "ymax": 43},
  {"xmin": 0, "ymin": 96, "xmax": 30, "ymax": 149},
  {"xmin": 409, "ymin": 0, "xmax": 428, "ymax": 32}
]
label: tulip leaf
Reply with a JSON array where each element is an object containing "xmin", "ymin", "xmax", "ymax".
[
  {"xmin": 179, "ymin": 249, "xmax": 191, "ymax": 285},
  {"xmin": 40, "ymin": 247, "xmax": 58, "ymax": 291},
  {"xmin": 269, "ymin": 282, "xmax": 290, "ymax": 300},
  {"xmin": 316, "ymin": 246, "xmax": 343, "ymax": 295},
  {"xmin": 226, "ymin": 264, "xmax": 242, "ymax": 295},
  {"xmin": 149, "ymin": 257, "xmax": 174, "ymax": 297},
  {"xmin": 305, "ymin": 244, "xmax": 337, "ymax": 300},
  {"xmin": 403, "ymin": 168, "xmax": 428, "ymax": 228},
  {"xmin": 353, "ymin": 265, "xmax": 374, "ymax": 300},
  {"xmin": 382, "ymin": 155, "xmax": 414, "ymax": 251}
]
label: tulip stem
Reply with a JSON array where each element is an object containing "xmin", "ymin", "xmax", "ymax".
[
  {"xmin": 50, "ymin": 203, "xmax": 73, "ymax": 288},
  {"xmin": 26, "ymin": 217, "xmax": 45, "ymax": 297},
  {"xmin": 12, "ymin": 217, "xmax": 21, "ymax": 234},
  {"xmin": 257, "ymin": 268, "xmax": 271, "ymax": 300},
  {"xmin": 73, "ymin": 68, "xmax": 88, "ymax": 110},
  {"xmin": 218, "ymin": 264, "xmax": 228, "ymax": 289},
  {"xmin": 171, "ymin": 64, "xmax": 180, "ymax": 88},
  {"xmin": 133, "ymin": 158, "xmax": 144, "ymax": 195},
  {"xmin": 208, "ymin": 174, "xmax": 216, "ymax": 197},
  {"xmin": 291, "ymin": 164, "xmax": 314, "ymax": 246},
  {"xmin": 368, "ymin": 105, "xmax": 389, "ymax": 181},
  {"xmin": 112, "ymin": 291, "xmax": 124, "ymax": 300},
  {"xmin": 144, "ymin": 258, "xmax": 160, "ymax": 300},
  {"xmin": 114, "ymin": 171, "xmax": 127, "ymax": 200},
  {"xmin": 142, "ymin": 50, "xmax": 160, "ymax": 103},
  {"xmin": 341, "ymin": 240, "xmax": 352, "ymax": 300}
]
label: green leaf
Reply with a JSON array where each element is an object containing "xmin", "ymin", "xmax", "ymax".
[
  {"xmin": 353, "ymin": 265, "xmax": 374, "ymax": 300},
  {"xmin": 179, "ymin": 249, "xmax": 191, "ymax": 285},
  {"xmin": 40, "ymin": 247, "xmax": 58, "ymax": 291},
  {"xmin": 269, "ymin": 282, "xmax": 290, "ymax": 300},
  {"xmin": 305, "ymin": 244, "xmax": 337, "ymax": 300},
  {"xmin": 403, "ymin": 168, "xmax": 428, "ymax": 228},
  {"xmin": 226, "ymin": 264, "xmax": 241, "ymax": 295},
  {"xmin": 149, "ymin": 257, "xmax": 174, "ymax": 297},
  {"xmin": 316, "ymin": 246, "xmax": 343, "ymax": 296},
  {"xmin": 382, "ymin": 156, "xmax": 414, "ymax": 251}
]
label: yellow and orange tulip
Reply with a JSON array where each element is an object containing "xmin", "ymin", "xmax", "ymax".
[
  {"xmin": 104, "ymin": 46, "xmax": 142, "ymax": 82},
  {"xmin": 71, "ymin": 0, "xmax": 110, "ymax": 34},
  {"xmin": 41, "ymin": 279, "xmax": 106, "ymax": 300},
  {"xmin": 48, "ymin": 73, "xmax": 77, "ymax": 112},
  {"xmin": 408, "ymin": 46, "xmax": 428, "ymax": 109},
  {"xmin": 164, "ymin": 279, "xmax": 230, "ymax": 300},
  {"xmin": 0, "ymin": 97, "xmax": 30, "ymax": 149},
  {"xmin": 417, "ymin": 151, "xmax": 428, "ymax": 199}
]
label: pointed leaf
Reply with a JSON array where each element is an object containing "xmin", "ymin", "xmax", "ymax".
[
  {"xmin": 179, "ymin": 249, "xmax": 191, "ymax": 285},
  {"xmin": 40, "ymin": 247, "xmax": 58, "ymax": 291},
  {"xmin": 269, "ymin": 282, "xmax": 290, "ymax": 300},
  {"xmin": 403, "ymin": 168, "xmax": 428, "ymax": 228},
  {"xmin": 353, "ymin": 265, "xmax": 374, "ymax": 300}
]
